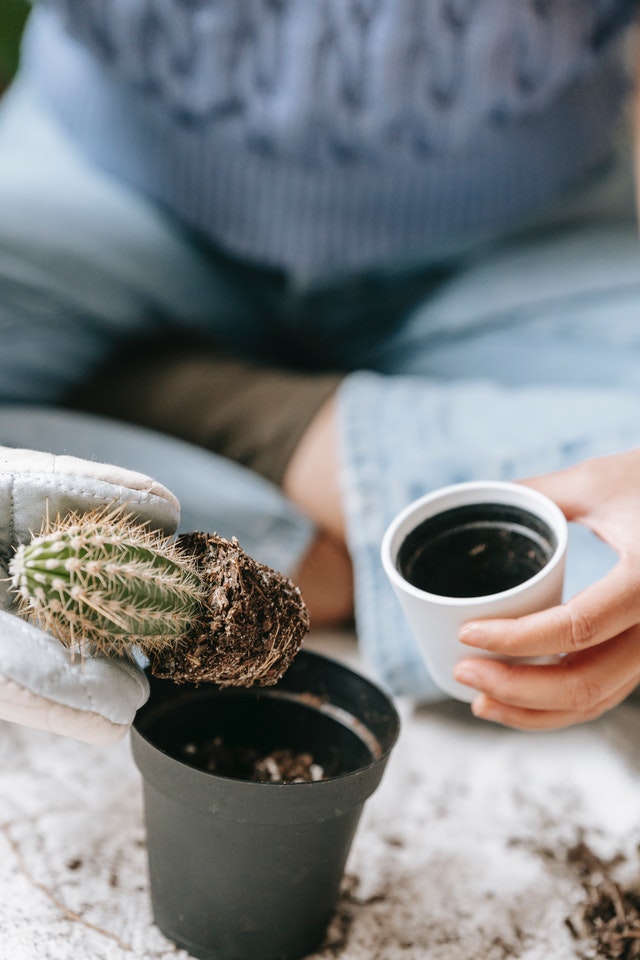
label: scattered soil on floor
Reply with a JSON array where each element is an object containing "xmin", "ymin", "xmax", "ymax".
[{"xmin": 563, "ymin": 839, "xmax": 640, "ymax": 959}]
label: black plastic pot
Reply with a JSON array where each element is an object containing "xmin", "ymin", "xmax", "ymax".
[{"xmin": 131, "ymin": 650, "xmax": 400, "ymax": 960}]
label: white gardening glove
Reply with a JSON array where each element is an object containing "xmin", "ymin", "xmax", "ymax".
[{"xmin": 0, "ymin": 446, "xmax": 181, "ymax": 744}]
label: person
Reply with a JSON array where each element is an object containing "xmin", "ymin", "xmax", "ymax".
[
  {"xmin": 453, "ymin": 448, "xmax": 640, "ymax": 730},
  {"xmin": 1, "ymin": 0, "xmax": 640, "ymax": 738}
]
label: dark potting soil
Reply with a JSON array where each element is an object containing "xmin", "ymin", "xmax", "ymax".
[
  {"xmin": 398, "ymin": 503, "xmax": 555, "ymax": 597},
  {"xmin": 564, "ymin": 840, "xmax": 640, "ymax": 959},
  {"xmin": 181, "ymin": 736, "xmax": 325, "ymax": 783},
  {"xmin": 149, "ymin": 531, "xmax": 310, "ymax": 688},
  {"xmin": 320, "ymin": 838, "xmax": 640, "ymax": 960}
]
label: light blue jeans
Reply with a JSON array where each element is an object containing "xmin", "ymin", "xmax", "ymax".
[{"xmin": 2, "ymin": 79, "xmax": 640, "ymax": 700}]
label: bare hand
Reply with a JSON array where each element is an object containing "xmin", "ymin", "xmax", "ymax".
[{"xmin": 453, "ymin": 449, "xmax": 640, "ymax": 730}]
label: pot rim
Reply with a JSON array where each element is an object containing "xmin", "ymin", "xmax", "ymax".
[{"xmin": 131, "ymin": 649, "xmax": 401, "ymax": 804}]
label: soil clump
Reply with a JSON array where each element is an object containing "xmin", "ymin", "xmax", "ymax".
[{"xmin": 150, "ymin": 531, "xmax": 310, "ymax": 687}]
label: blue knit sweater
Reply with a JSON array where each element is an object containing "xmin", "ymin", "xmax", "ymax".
[{"xmin": 18, "ymin": 0, "xmax": 639, "ymax": 271}]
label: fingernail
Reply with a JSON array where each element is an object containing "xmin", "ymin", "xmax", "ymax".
[
  {"xmin": 459, "ymin": 624, "xmax": 484, "ymax": 646},
  {"xmin": 454, "ymin": 663, "xmax": 480, "ymax": 687},
  {"xmin": 471, "ymin": 699, "xmax": 501, "ymax": 723}
]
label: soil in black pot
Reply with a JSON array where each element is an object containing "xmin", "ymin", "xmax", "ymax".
[
  {"xmin": 143, "ymin": 676, "xmax": 377, "ymax": 785},
  {"xmin": 181, "ymin": 738, "xmax": 326, "ymax": 783}
]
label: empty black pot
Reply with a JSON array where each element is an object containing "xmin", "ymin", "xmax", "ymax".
[{"xmin": 131, "ymin": 650, "xmax": 400, "ymax": 960}]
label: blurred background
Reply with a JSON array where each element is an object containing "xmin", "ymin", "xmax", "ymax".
[{"xmin": 0, "ymin": 0, "xmax": 30, "ymax": 93}]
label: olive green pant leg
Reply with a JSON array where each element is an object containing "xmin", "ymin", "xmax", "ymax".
[{"xmin": 67, "ymin": 338, "xmax": 342, "ymax": 488}]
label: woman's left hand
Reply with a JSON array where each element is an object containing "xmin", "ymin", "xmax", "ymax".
[{"xmin": 453, "ymin": 449, "xmax": 640, "ymax": 730}]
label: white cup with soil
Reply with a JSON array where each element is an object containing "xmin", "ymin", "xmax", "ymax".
[
  {"xmin": 381, "ymin": 480, "xmax": 568, "ymax": 701},
  {"xmin": 131, "ymin": 649, "xmax": 400, "ymax": 960}
]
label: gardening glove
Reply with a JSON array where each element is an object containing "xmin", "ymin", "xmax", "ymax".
[{"xmin": 0, "ymin": 445, "xmax": 181, "ymax": 744}]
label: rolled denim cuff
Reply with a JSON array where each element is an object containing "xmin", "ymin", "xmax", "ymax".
[{"xmin": 336, "ymin": 373, "xmax": 447, "ymax": 701}]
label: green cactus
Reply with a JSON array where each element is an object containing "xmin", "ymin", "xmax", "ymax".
[
  {"xmin": 9, "ymin": 507, "xmax": 205, "ymax": 659},
  {"xmin": 9, "ymin": 506, "xmax": 310, "ymax": 687}
]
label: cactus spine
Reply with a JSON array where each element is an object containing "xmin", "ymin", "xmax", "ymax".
[{"xmin": 9, "ymin": 507, "xmax": 205, "ymax": 659}]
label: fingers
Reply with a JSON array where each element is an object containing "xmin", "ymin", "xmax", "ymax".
[
  {"xmin": 468, "ymin": 676, "xmax": 640, "ymax": 731},
  {"xmin": 454, "ymin": 625, "xmax": 640, "ymax": 730},
  {"xmin": 459, "ymin": 561, "xmax": 640, "ymax": 658},
  {"xmin": 451, "ymin": 450, "xmax": 640, "ymax": 731},
  {"xmin": 469, "ymin": 672, "xmax": 640, "ymax": 731},
  {"xmin": 518, "ymin": 467, "xmax": 590, "ymax": 521},
  {"xmin": 517, "ymin": 451, "xmax": 640, "ymax": 520}
]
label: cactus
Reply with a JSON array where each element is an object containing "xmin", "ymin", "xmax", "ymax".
[
  {"xmin": 9, "ymin": 506, "xmax": 310, "ymax": 687},
  {"xmin": 9, "ymin": 506, "xmax": 206, "ymax": 660}
]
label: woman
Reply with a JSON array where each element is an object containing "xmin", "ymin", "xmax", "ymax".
[{"xmin": 1, "ymin": 0, "xmax": 640, "ymax": 732}]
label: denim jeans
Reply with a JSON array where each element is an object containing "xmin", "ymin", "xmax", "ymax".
[{"xmin": 2, "ymin": 79, "xmax": 640, "ymax": 700}]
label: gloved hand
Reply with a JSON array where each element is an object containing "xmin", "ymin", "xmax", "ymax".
[{"xmin": 0, "ymin": 445, "xmax": 180, "ymax": 744}]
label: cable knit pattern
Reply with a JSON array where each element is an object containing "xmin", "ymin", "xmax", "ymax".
[
  {"xmin": 19, "ymin": 0, "xmax": 639, "ymax": 269},
  {"xmin": 39, "ymin": 0, "xmax": 636, "ymax": 151}
]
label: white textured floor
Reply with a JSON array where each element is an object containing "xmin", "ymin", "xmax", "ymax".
[{"xmin": 2, "ymin": 628, "xmax": 640, "ymax": 960}]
